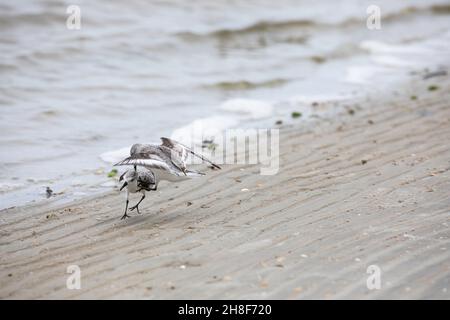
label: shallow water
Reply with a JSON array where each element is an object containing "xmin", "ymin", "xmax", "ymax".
[{"xmin": 1, "ymin": 0, "xmax": 450, "ymax": 209}]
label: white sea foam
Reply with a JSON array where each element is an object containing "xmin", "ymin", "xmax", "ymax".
[
  {"xmin": 170, "ymin": 115, "xmax": 239, "ymax": 146},
  {"xmin": 344, "ymin": 65, "xmax": 391, "ymax": 84},
  {"xmin": 100, "ymin": 146, "xmax": 131, "ymax": 164},
  {"xmin": 219, "ymin": 98, "xmax": 274, "ymax": 120},
  {"xmin": 0, "ymin": 181, "xmax": 25, "ymax": 193},
  {"xmin": 371, "ymin": 55, "xmax": 420, "ymax": 68},
  {"xmin": 360, "ymin": 35, "xmax": 450, "ymax": 70},
  {"xmin": 349, "ymin": 35, "xmax": 450, "ymax": 85},
  {"xmin": 360, "ymin": 40, "xmax": 436, "ymax": 55}
]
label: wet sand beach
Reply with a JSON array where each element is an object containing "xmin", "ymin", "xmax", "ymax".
[{"xmin": 1, "ymin": 77, "xmax": 449, "ymax": 299}]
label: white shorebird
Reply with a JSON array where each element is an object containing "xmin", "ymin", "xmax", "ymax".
[
  {"xmin": 119, "ymin": 165, "xmax": 157, "ymax": 220},
  {"xmin": 115, "ymin": 137, "xmax": 220, "ymax": 219}
]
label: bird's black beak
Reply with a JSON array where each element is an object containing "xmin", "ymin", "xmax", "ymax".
[{"xmin": 120, "ymin": 182, "xmax": 128, "ymax": 191}]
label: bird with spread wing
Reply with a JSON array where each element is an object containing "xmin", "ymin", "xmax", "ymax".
[{"xmin": 114, "ymin": 137, "xmax": 221, "ymax": 219}]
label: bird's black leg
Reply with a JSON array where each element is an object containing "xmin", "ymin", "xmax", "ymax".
[
  {"xmin": 121, "ymin": 199, "xmax": 130, "ymax": 220},
  {"xmin": 129, "ymin": 194, "xmax": 145, "ymax": 214}
]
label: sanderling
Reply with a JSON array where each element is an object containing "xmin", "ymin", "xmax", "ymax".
[
  {"xmin": 114, "ymin": 137, "xmax": 221, "ymax": 184},
  {"xmin": 119, "ymin": 165, "xmax": 157, "ymax": 220}
]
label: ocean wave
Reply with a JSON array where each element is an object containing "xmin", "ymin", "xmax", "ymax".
[
  {"xmin": 175, "ymin": 5, "xmax": 450, "ymax": 40},
  {"xmin": 0, "ymin": 11, "xmax": 63, "ymax": 28},
  {"xmin": 431, "ymin": 4, "xmax": 450, "ymax": 14},
  {"xmin": 176, "ymin": 19, "xmax": 317, "ymax": 39},
  {"xmin": 203, "ymin": 78, "xmax": 288, "ymax": 91},
  {"xmin": 0, "ymin": 181, "xmax": 24, "ymax": 193}
]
